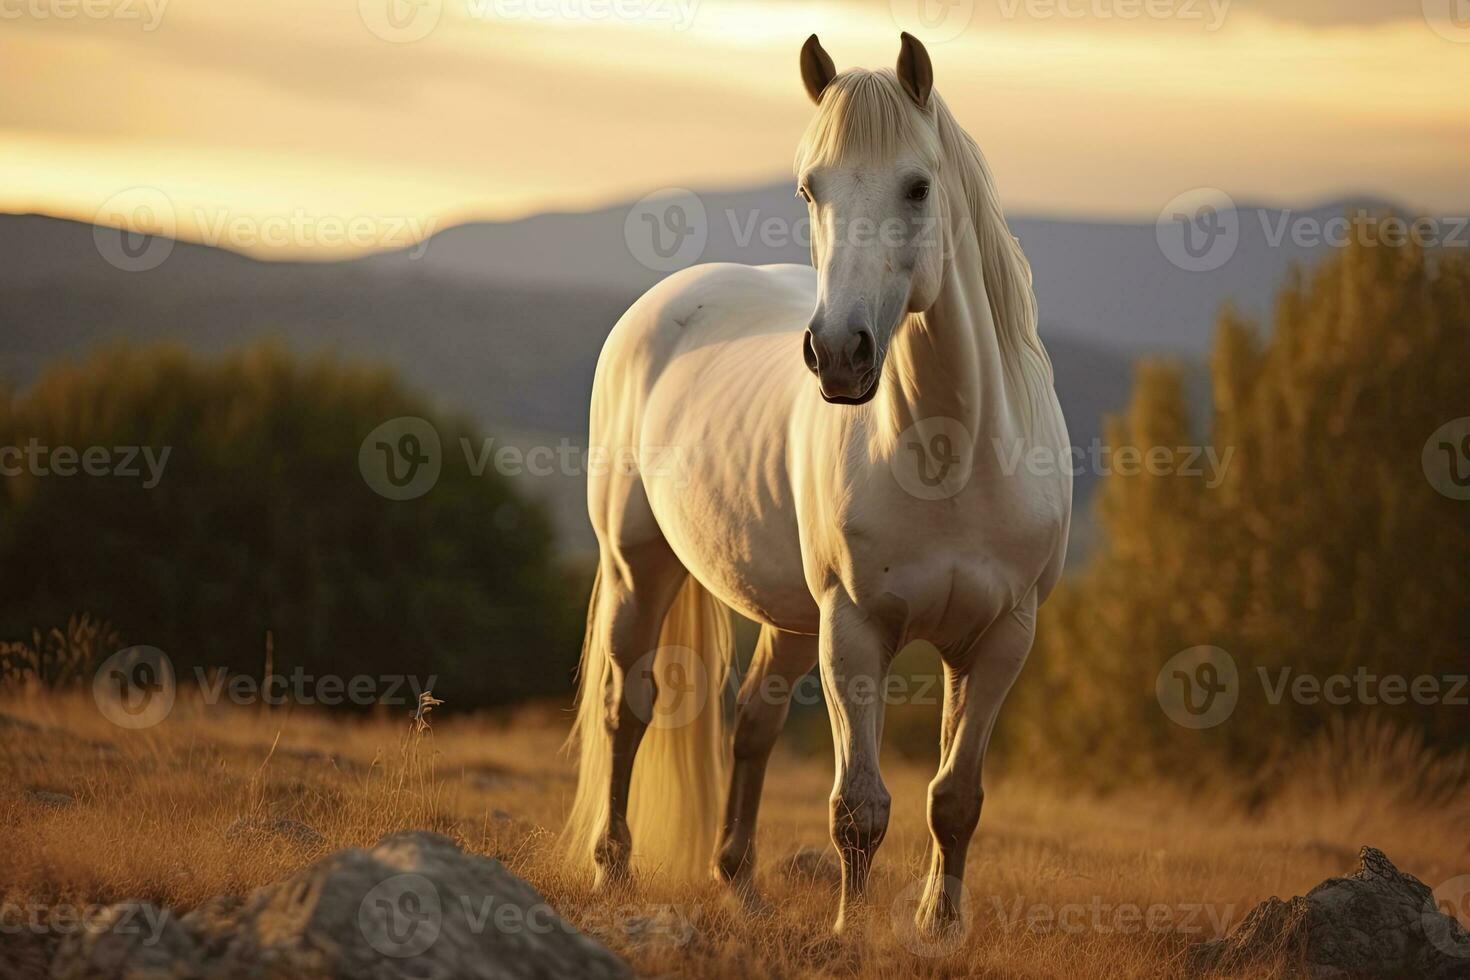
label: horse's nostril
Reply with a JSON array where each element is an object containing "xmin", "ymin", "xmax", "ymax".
[
  {"xmin": 802, "ymin": 330, "xmax": 821, "ymax": 375},
  {"xmin": 852, "ymin": 330, "xmax": 876, "ymax": 372}
]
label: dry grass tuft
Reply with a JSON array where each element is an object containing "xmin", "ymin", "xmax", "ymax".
[
  {"xmin": 1, "ymin": 690, "xmax": 1465, "ymax": 978},
  {"xmin": 0, "ymin": 615, "xmax": 119, "ymax": 689}
]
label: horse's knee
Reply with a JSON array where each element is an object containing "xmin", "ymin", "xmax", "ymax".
[
  {"xmin": 830, "ymin": 782, "xmax": 892, "ymax": 854},
  {"xmin": 928, "ymin": 781, "xmax": 983, "ymax": 849},
  {"xmin": 602, "ymin": 638, "xmax": 658, "ymax": 735}
]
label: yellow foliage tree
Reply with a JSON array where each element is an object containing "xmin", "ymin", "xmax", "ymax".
[{"xmin": 1008, "ymin": 225, "xmax": 1470, "ymax": 786}]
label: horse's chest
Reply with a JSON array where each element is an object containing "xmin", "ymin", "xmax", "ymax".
[{"xmin": 837, "ymin": 480, "xmax": 1066, "ymax": 646}]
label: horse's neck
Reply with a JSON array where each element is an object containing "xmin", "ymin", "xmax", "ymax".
[{"xmin": 876, "ymin": 233, "xmax": 1019, "ymax": 452}]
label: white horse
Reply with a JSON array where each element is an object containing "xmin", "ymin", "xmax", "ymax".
[{"xmin": 565, "ymin": 32, "xmax": 1071, "ymax": 936}]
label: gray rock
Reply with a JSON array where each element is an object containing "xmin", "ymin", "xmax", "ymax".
[
  {"xmin": 275, "ymin": 745, "xmax": 366, "ymax": 774},
  {"xmin": 1188, "ymin": 846, "xmax": 1470, "ymax": 979},
  {"xmin": 613, "ymin": 904, "xmax": 700, "ymax": 952},
  {"xmin": 26, "ymin": 790, "xmax": 75, "ymax": 808},
  {"xmin": 784, "ymin": 845, "xmax": 841, "ymax": 886},
  {"xmin": 224, "ymin": 815, "xmax": 326, "ymax": 849},
  {"xmin": 0, "ymin": 711, "xmax": 44, "ymax": 734},
  {"xmin": 51, "ymin": 903, "xmax": 199, "ymax": 980},
  {"xmin": 51, "ymin": 830, "xmax": 631, "ymax": 980}
]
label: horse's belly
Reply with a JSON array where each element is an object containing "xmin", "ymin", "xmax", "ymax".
[
  {"xmin": 641, "ymin": 445, "xmax": 818, "ymax": 632},
  {"xmin": 639, "ymin": 330, "xmax": 819, "ymax": 632},
  {"xmin": 663, "ymin": 516, "xmax": 817, "ymax": 631}
]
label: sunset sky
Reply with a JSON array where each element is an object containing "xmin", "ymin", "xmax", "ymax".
[{"xmin": 2, "ymin": 0, "xmax": 1467, "ymax": 255}]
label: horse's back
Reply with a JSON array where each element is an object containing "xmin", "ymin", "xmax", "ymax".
[
  {"xmin": 592, "ymin": 262, "xmax": 815, "ymax": 441},
  {"xmin": 595, "ymin": 263, "xmax": 814, "ymax": 380}
]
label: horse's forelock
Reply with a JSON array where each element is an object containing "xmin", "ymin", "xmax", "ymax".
[{"xmin": 793, "ymin": 69, "xmax": 940, "ymax": 175}]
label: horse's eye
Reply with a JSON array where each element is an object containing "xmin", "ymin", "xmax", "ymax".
[
  {"xmin": 907, "ymin": 181, "xmax": 931, "ymax": 203},
  {"xmin": 796, "ymin": 186, "xmax": 812, "ymax": 204}
]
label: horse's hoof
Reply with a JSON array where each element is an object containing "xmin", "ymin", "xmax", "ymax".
[
  {"xmin": 910, "ymin": 898, "xmax": 971, "ymax": 950},
  {"xmin": 592, "ymin": 862, "xmax": 634, "ymax": 895},
  {"xmin": 913, "ymin": 908, "xmax": 960, "ymax": 940},
  {"xmin": 831, "ymin": 901, "xmax": 871, "ymax": 938}
]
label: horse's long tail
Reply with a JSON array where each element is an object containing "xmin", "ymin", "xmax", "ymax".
[{"xmin": 563, "ymin": 568, "xmax": 733, "ymax": 881}]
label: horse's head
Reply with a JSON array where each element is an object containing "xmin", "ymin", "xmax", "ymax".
[{"xmin": 794, "ymin": 33, "xmax": 948, "ymax": 405}]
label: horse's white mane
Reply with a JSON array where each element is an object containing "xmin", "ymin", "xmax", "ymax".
[{"xmin": 794, "ymin": 69, "xmax": 1054, "ymax": 399}]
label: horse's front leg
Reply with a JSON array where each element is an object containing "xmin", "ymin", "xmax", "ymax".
[
  {"xmin": 820, "ymin": 597, "xmax": 894, "ymax": 933},
  {"xmin": 716, "ymin": 626, "xmax": 819, "ymax": 901},
  {"xmin": 915, "ymin": 595, "xmax": 1035, "ymax": 936}
]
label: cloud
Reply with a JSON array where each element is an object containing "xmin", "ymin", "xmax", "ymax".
[{"xmin": 2, "ymin": 0, "xmax": 1467, "ymax": 243}]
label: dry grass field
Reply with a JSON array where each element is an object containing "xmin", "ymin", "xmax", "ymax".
[{"xmin": 2, "ymin": 690, "xmax": 1467, "ymax": 979}]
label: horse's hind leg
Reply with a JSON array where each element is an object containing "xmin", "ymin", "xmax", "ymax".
[
  {"xmin": 915, "ymin": 596, "xmax": 1035, "ymax": 936},
  {"xmin": 715, "ymin": 626, "xmax": 818, "ymax": 898},
  {"xmin": 589, "ymin": 538, "xmax": 687, "ymax": 887}
]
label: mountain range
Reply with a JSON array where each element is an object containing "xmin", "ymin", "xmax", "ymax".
[{"xmin": 0, "ymin": 188, "xmax": 1404, "ymax": 555}]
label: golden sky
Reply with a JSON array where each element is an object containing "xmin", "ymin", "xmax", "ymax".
[{"xmin": 2, "ymin": 0, "xmax": 1467, "ymax": 255}]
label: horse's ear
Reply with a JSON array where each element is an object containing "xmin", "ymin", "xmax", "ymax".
[
  {"xmin": 896, "ymin": 32, "xmax": 933, "ymax": 109},
  {"xmin": 800, "ymin": 34, "xmax": 837, "ymax": 105}
]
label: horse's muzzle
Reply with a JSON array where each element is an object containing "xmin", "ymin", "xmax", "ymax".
[{"xmin": 804, "ymin": 325, "xmax": 879, "ymax": 404}]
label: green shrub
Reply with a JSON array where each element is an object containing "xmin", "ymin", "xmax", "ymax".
[{"xmin": 0, "ymin": 344, "xmax": 580, "ymax": 709}]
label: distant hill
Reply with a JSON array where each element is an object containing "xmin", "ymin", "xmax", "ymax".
[
  {"xmin": 0, "ymin": 190, "xmax": 1405, "ymax": 556},
  {"xmin": 355, "ymin": 182, "xmax": 1403, "ymax": 354}
]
